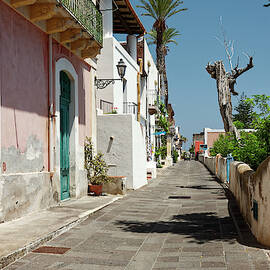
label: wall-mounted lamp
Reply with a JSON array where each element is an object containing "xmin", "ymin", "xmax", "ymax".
[{"xmin": 95, "ymin": 58, "xmax": 127, "ymax": 89}]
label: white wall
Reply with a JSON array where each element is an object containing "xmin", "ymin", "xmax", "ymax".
[
  {"xmin": 96, "ymin": 38, "xmax": 114, "ymax": 107},
  {"xmin": 97, "ymin": 114, "xmax": 147, "ymax": 189},
  {"xmin": 113, "ymin": 38, "xmax": 139, "ymax": 113},
  {"xmin": 132, "ymin": 118, "xmax": 147, "ymax": 189},
  {"xmin": 97, "ymin": 37, "xmax": 139, "ymax": 114},
  {"xmin": 143, "ymin": 40, "xmax": 158, "ymax": 160}
]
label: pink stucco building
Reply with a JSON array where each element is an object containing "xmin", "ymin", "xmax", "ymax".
[{"xmin": 0, "ymin": 0, "xmax": 102, "ymax": 222}]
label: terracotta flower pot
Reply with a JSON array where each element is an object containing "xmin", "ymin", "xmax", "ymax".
[{"xmin": 88, "ymin": 184, "xmax": 103, "ymax": 196}]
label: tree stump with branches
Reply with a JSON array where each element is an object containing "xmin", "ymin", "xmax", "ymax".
[{"xmin": 206, "ymin": 57, "xmax": 253, "ymax": 138}]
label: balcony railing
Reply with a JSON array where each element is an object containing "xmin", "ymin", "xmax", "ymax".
[
  {"xmin": 59, "ymin": 0, "xmax": 103, "ymax": 46},
  {"xmin": 147, "ymin": 89, "xmax": 158, "ymax": 106},
  {"xmin": 100, "ymin": 99, "xmax": 113, "ymax": 114},
  {"xmin": 123, "ymin": 102, "xmax": 138, "ymax": 115}
]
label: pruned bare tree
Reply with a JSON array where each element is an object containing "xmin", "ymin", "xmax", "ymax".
[
  {"xmin": 206, "ymin": 58, "xmax": 253, "ymax": 138},
  {"xmin": 206, "ymin": 20, "xmax": 254, "ymax": 137}
]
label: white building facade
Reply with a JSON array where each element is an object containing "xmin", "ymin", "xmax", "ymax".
[{"xmin": 96, "ymin": 0, "xmax": 149, "ymax": 189}]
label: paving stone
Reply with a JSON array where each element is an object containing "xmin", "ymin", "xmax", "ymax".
[
  {"xmin": 4, "ymin": 161, "xmax": 270, "ymax": 269},
  {"xmin": 157, "ymin": 256, "xmax": 179, "ymax": 262},
  {"xmin": 201, "ymin": 261, "xmax": 226, "ymax": 267}
]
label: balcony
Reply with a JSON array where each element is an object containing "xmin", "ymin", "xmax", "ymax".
[
  {"xmin": 5, "ymin": 0, "xmax": 103, "ymax": 59},
  {"xmin": 147, "ymin": 89, "xmax": 158, "ymax": 115},
  {"xmin": 60, "ymin": 0, "xmax": 103, "ymax": 46},
  {"xmin": 123, "ymin": 102, "xmax": 138, "ymax": 115},
  {"xmin": 100, "ymin": 99, "xmax": 113, "ymax": 114}
]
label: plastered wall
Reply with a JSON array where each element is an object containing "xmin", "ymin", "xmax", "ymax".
[
  {"xmin": 200, "ymin": 154, "xmax": 270, "ymax": 247},
  {"xmin": 97, "ymin": 114, "xmax": 147, "ymax": 189}
]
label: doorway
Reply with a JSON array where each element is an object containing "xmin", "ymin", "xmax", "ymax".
[{"xmin": 60, "ymin": 71, "xmax": 71, "ymax": 200}]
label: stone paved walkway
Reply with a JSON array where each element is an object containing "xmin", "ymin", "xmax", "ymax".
[{"xmin": 5, "ymin": 161, "xmax": 270, "ymax": 269}]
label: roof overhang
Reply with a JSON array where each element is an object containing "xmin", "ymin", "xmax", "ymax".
[{"xmin": 113, "ymin": 0, "xmax": 145, "ymax": 35}]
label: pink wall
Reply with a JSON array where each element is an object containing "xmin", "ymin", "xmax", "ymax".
[
  {"xmin": 52, "ymin": 42, "xmax": 92, "ymax": 146},
  {"xmin": 207, "ymin": 132, "xmax": 225, "ymax": 148},
  {"xmin": 0, "ymin": 1, "xmax": 93, "ymax": 174},
  {"xmin": 0, "ymin": 2, "xmax": 49, "ymax": 172}
]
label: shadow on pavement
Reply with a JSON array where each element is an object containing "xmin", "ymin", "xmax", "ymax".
[
  {"xmin": 115, "ymin": 184, "xmax": 270, "ymax": 250},
  {"xmin": 114, "ymin": 211, "xmax": 237, "ymax": 245}
]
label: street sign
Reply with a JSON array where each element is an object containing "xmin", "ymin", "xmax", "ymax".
[
  {"xmin": 199, "ymin": 144, "xmax": 208, "ymax": 151},
  {"xmin": 153, "ymin": 131, "xmax": 166, "ymax": 135}
]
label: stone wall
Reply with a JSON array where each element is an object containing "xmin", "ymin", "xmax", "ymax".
[{"xmin": 199, "ymin": 155, "xmax": 270, "ymax": 247}]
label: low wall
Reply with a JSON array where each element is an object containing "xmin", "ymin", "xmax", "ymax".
[
  {"xmin": 217, "ymin": 157, "xmax": 227, "ymax": 183},
  {"xmin": 200, "ymin": 155, "xmax": 270, "ymax": 247},
  {"xmin": 0, "ymin": 172, "xmax": 55, "ymax": 222},
  {"xmin": 102, "ymin": 176, "xmax": 127, "ymax": 195},
  {"xmin": 204, "ymin": 156, "xmax": 216, "ymax": 175},
  {"xmin": 97, "ymin": 114, "xmax": 147, "ymax": 190}
]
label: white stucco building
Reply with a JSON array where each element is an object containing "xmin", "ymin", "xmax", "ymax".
[
  {"xmin": 96, "ymin": 0, "xmax": 153, "ymax": 189},
  {"xmin": 137, "ymin": 38, "xmax": 159, "ymax": 179}
]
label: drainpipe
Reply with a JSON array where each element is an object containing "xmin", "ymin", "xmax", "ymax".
[
  {"xmin": 137, "ymin": 58, "xmax": 143, "ymax": 122},
  {"xmin": 48, "ymin": 35, "xmax": 54, "ymax": 174}
]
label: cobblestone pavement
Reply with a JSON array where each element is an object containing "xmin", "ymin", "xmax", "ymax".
[{"xmin": 5, "ymin": 161, "xmax": 270, "ymax": 270}]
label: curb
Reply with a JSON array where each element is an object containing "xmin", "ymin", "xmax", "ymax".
[{"xmin": 0, "ymin": 196, "xmax": 122, "ymax": 269}]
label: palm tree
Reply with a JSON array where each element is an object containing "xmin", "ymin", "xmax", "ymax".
[
  {"xmin": 147, "ymin": 28, "xmax": 180, "ymax": 107},
  {"xmin": 137, "ymin": 0, "xmax": 187, "ymax": 107}
]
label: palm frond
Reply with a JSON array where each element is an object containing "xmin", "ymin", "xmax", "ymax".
[
  {"xmin": 147, "ymin": 28, "xmax": 180, "ymax": 46},
  {"xmin": 138, "ymin": 0, "xmax": 187, "ymax": 22}
]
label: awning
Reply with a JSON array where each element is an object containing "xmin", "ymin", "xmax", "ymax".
[{"xmin": 113, "ymin": 0, "xmax": 145, "ymax": 35}]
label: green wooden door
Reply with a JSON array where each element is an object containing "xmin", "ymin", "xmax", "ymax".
[{"xmin": 60, "ymin": 71, "xmax": 71, "ymax": 200}]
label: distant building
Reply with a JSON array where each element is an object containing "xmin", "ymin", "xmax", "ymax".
[
  {"xmin": 193, "ymin": 132, "xmax": 204, "ymax": 157},
  {"xmin": 204, "ymin": 128, "xmax": 226, "ymax": 156}
]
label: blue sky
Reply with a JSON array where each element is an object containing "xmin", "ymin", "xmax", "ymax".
[{"xmin": 131, "ymin": 0, "xmax": 270, "ymax": 148}]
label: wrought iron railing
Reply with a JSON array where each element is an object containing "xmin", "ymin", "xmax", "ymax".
[
  {"xmin": 123, "ymin": 102, "xmax": 138, "ymax": 115},
  {"xmin": 59, "ymin": 0, "xmax": 103, "ymax": 46},
  {"xmin": 100, "ymin": 99, "xmax": 113, "ymax": 114},
  {"xmin": 147, "ymin": 89, "xmax": 158, "ymax": 106}
]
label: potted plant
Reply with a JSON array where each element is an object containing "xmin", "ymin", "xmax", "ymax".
[{"xmin": 84, "ymin": 137, "xmax": 111, "ymax": 195}]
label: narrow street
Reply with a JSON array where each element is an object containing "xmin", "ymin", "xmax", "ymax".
[{"xmin": 6, "ymin": 161, "xmax": 270, "ymax": 270}]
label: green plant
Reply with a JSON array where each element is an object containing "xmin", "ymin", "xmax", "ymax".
[
  {"xmin": 233, "ymin": 120, "xmax": 245, "ymax": 129},
  {"xmin": 156, "ymin": 163, "xmax": 163, "ymax": 168},
  {"xmin": 84, "ymin": 137, "xmax": 110, "ymax": 185},
  {"xmin": 233, "ymin": 93, "xmax": 254, "ymax": 129},
  {"xmin": 158, "ymin": 115, "xmax": 169, "ymax": 132},
  {"xmin": 189, "ymin": 145, "xmax": 194, "ymax": 154},
  {"xmin": 210, "ymin": 133, "xmax": 237, "ymax": 157},
  {"xmin": 155, "ymin": 146, "xmax": 167, "ymax": 160},
  {"xmin": 172, "ymin": 149, "xmax": 179, "ymax": 163},
  {"xmin": 159, "ymin": 102, "xmax": 167, "ymax": 116},
  {"xmin": 210, "ymin": 131, "xmax": 268, "ymax": 170}
]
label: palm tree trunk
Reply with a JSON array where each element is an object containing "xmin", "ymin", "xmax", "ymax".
[
  {"xmin": 156, "ymin": 28, "xmax": 163, "ymax": 75},
  {"xmin": 161, "ymin": 53, "xmax": 169, "ymax": 108}
]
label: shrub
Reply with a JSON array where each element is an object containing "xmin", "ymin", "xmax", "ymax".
[
  {"xmin": 210, "ymin": 132, "xmax": 268, "ymax": 170},
  {"xmin": 172, "ymin": 149, "xmax": 179, "ymax": 163},
  {"xmin": 84, "ymin": 137, "xmax": 110, "ymax": 185},
  {"xmin": 155, "ymin": 146, "xmax": 167, "ymax": 160}
]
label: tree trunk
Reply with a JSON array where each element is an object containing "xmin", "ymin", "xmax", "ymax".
[
  {"xmin": 162, "ymin": 53, "xmax": 169, "ymax": 108},
  {"xmin": 215, "ymin": 61, "xmax": 234, "ymax": 133},
  {"xmin": 156, "ymin": 28, "xmax": 164, "ymax": 103},
  {"xmin": 156, "ymin": 29, "xmax": 163, "ymax": 74},
  {"xmin": 206, "ymin": 61, "xmax": 239, "ymax": 138},
  {"xmin": 206, "ymin": 57, "xmax": 253, "ymax": 139}
]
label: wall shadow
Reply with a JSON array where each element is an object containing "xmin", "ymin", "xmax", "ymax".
[{"xmin": 114, "ymin": 179, "xmax": 269, "ymax": 250}]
